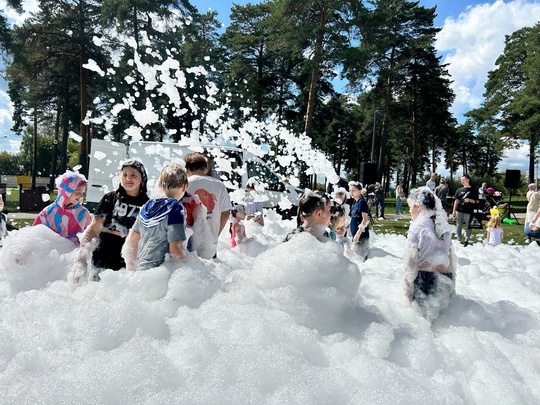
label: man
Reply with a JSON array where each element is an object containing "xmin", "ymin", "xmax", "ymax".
[
  {"xmin": 184, "ymin": 152, "xmax": 233, "ymax": 258},
  {"xmin": 452, "ymin": 174, "xmax": 479, "ymax": 246},
  {"xmin": 426, "ymin": 173, "xmax": 437, "ymax": 192}
]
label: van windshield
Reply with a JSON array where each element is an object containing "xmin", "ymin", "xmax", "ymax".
[{"xmin": 246, "ymin": 160, "xmax": 285, "ymax": 192}]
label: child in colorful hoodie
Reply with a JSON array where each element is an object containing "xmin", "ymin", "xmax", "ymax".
[
  {"xmin": 33, "ymin": 171, "xmax": 92, "ymax": 245},
  {"xmin": 122, "ymin": 163, "xmax": 188, "ymax": 271}
]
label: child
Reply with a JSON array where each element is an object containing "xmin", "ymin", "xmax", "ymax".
[
  {"xmin": 486, "ymin": 214, "xmax": 504, "ymax": 246},
  {"xmin": 230, "ymin": 204, "xmax": 248, "ymax": 248},
  {"xmin": 76, "ymin": 159, "xmax": 149, "ymax": 278},
  {"xmin": 284, "ymin": 190, "xmax": 331, "ymax": 242},
  {"xmin": 403, "ymin": 186, "xmax": 456, "ymax": 321},
  {"xmin": 33, "ymin": 171, "xmax": 92, "ymax": 245},
  {"xmin": 348, "ymin": 181, "xmax": 370, "ymax": 260},
  {"xmin": 122, "ymin": 163, "xmax": 188, "ymax": 271},
  {"xmin": 0, "ymin": 194, "xmax": 7, "ymax": 247},
  {"xmin": 332, "ymin": 187, "xmax": 350, "ymax": 217},
  {"xmin": 327, "ymin": 203, "xmax": 345, "ymax": 241}
]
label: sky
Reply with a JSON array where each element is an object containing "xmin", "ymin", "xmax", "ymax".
[
  {"xmin": 1, "ymin": 209, "xmax": 540, "ymax": 403},
  {"xmin": 1, "ymin": 0, "xmax": 540, "ymax": 176}
]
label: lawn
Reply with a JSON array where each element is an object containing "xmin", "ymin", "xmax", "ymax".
[{"xmin": 379, "ymin": 197, "xmax": 529, "ymax": 245}]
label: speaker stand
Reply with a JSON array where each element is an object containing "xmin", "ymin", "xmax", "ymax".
[{"xmin": 506, "ymin": 190, "xmax": 521, "ymax": 225}]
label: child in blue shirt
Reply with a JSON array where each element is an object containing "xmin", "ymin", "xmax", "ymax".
[{"xmin": 123, "ymin": 163, "xmax": 188, "ymax": 271}]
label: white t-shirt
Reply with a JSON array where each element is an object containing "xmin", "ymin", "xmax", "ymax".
[
  {"xmin": 186, "ymin": 175, "xmax": 233, "ymax": 253},
  {"xmin": 487, "ymin": 227, "xmax": 503, "ymax": 245}
]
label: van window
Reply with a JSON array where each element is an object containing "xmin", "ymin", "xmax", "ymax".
[{"xmin": 246, "ymin": 160, "xmax": 285, "ymax": 192}]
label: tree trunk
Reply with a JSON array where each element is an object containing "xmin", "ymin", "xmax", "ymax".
[
  {"xmin": 50, "ymin": 100, "xmax": 61, "ymax": 190},
  {"xmin": 79, "ymin": 16, "xmax": 89, "ymax": 176},
  {"xmin": 304, "ymin": 4, "xmax": 328, "ymax": 138},
  {"xmin": 32, "ymin": 107, "xmax": 38, "ymax": 190}
]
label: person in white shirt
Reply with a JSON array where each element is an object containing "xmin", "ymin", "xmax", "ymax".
[
  {"xmin": 184, "ymin": 152, "xmax": 233, "ymax": 258},
  {"xmin": 426, "ymin": 173, "xmax": 437, "ymax": 192}
]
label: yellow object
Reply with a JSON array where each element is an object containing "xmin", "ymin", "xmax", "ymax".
[
  {"xmin": 490, "ymin": 208, "xmax": 499, "ymax": 217},
  {"xmin": 16, "ymin": 175, "xmax": 31, "ymax": 189}
]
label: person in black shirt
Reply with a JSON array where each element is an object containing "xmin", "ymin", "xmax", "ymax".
[
  {"xmin": 74, "ymin": 159, "xmax": 149, "ymax": 281},
  {"xmin": 452, "ymin": 174, "xmax": 479, "ymax": 246}
]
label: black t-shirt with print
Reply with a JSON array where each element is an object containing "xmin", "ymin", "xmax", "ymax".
[
  {"xmin": 454, "ymin": 186, "xmax": 479, "ymax": 214},
  {"xmin": 94, "ymin": 191, "xmax": 149, "ymax": 234}
]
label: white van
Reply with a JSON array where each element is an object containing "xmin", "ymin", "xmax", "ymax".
[{"xmin": 86, "ymin": 139, "xmax": 301, "ymax": 216}]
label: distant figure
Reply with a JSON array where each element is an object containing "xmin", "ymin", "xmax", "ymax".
[
  {"xmin": 0, "ymin": 194, "xmax": 7, "ymax": 247},
  {"xmin": 284, "ymin": 190, "xmax": 331, "ymax": 242},
  {"xmin": 349, "ymin": 181, "xmax": 370, "ymax": 260},
  {"xmin": 245, "ymin": 178, "xmax": 264, "ymax": 226},
  {"xmin": 426, "ymin": 173, "xmax": 437, "ymax": 192},
  {"xmin": 373, "ymin": 182, "xmax": 385, "ymax": 219},
  {"xmin": 478, "ymin": 182, "xmax": 488, "ymax": 200},
  {"xmin": 435, "ymin": 179, "xmax": 449, "ymax": 211},
  {"xmin": 524, "ymin": 206, "xmax": 540, "ymax": 243},
  {"xmin": 452, "ymin": 174, "xmax": 479, "ymax": 247},
  {"xmin": 486, "ymin": 214, "xmax": 504, "ymax": 246},
  {"xmin": 525, "ymin": 184, "xmax": 540, "ymax": 242},
  {"xmin": 184, "ymin": 152, "xmax": 233, "ymax": 258},
  {"xmin": 76, "ymin": 159, "xmax": 149, "ymax": 278},
  {"xmin": 230, "ymin": 204, "xmax": 249, "ymax": 248},
  {"xmin": 33, "ymin": 171, "xmax": 92, "ymax": 246},
  {"xmin": 123, "ymin": 163, "xmax": 188, "ymax": 271},
  {"xmin": 404, "ymin": 186, "xmax": 456, "ymax": 321},
  {"xmin": 395, "ymin": 180, "xmax": 404, "ymax": 215}
]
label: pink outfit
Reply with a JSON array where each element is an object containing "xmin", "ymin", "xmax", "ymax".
[
  {"xmin": 33, "ymin": 172, "xmax": 92, "ymax": 245},
  {"xmin": 230, "ymin": 220, "xmax": 246, "ymax": 248}
]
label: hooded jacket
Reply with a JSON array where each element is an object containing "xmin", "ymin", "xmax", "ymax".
[{"xmin": 33, "ymin": 172, "xmax": 92, "ymax": 245}]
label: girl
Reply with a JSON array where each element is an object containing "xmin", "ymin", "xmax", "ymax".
[
  {"xmin": 230, "ymin": 204, "xmax": 248, "ymax": 247},
  {"xmin": 486, "ymin": 214, "xmax": 504, "ymax": 246},
  {"xmin": 284, "ymin": 190, "xmax": 331, "ymax": 242},
  {"xmin": 33, "ymin": 171, "xmax": 92, "ymax": 245},
  {"xmin": 327, "ymin": 203, "xmax": 345, "ymax": 241},
  {"xmin": 404, "ymin": 186, "xmax": 456, "ymax": 321},
  {"xmin": 123, "ymin": 163, "xmax": 188, "ymax": 271},
  {"xmin": 348, "ymin": 181, "xmax": 370, "ymax": 260},
  {"xmin": 76, "ymin": 159, "xmax": 149, "ymax": 279}
]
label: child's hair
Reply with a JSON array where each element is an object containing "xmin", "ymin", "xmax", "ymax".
[
  {"xmin": 230, "ymin": 204, "xmax": 245, "ymax": 220},
  {"xmin": 487, "ymin": 214, "xmax": 502, "ymax": 228},
  {"xmin": 329, "ymin": 203, "xmax": 345, "ymax": 226},
  {"xmin": 297, "ymin": 190, "xmax": 330, "ymax": 226},
  {"xmin": 184, "ymin": 152, "xmax": 209, "ymax": 173},
  {"xmin": 158, "ymin": 163, "xmax": 188, "ymax": 192}
]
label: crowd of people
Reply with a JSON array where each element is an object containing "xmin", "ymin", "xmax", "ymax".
[{"xmin": 5, "ymin": 160, "xmax": 540, "ymax": 320}]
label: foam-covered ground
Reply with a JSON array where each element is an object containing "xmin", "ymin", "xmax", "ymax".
[{"xmin": 1, "ymin": 215, "xmax": 539, "ymax": 404}]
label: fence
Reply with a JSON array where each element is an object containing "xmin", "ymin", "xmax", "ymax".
[{"xmin": 0, "ymin": 175, "xmax": 51, "ymax": 188}]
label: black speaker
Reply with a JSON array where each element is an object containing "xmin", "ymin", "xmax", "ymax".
[
  {"xmin": 359, "ymin": 162, "xmax": 377, "ymax": 186},
  {"xmin": 504, "ymin": 169, "xmax": 521, "ymax": 189}
]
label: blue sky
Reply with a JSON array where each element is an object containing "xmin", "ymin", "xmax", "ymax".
[{"xmin": 1, "ymin": 0, "xmax": 540, "ymax": 176}]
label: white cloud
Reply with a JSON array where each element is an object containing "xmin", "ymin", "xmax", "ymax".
[
  {"xmin": 436, "ymin": 0, "xmax": 540, "ymax": 118},
  {"xmin": 0, "ymin": 0, "xmax": 39, "ymax": 26}
]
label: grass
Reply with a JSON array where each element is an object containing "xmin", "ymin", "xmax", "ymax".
[{"xmin": 378, "ymin": 197, "xmax": 529, "ymax": 246}]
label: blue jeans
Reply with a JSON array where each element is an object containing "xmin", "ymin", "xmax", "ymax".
[
  {"xmin": 395, "ymin": 197, "xmax": 403, "ymax": 214},
  {"xmin": 524, "ymin": 223, "xmax": 540, "ymax": 239}
]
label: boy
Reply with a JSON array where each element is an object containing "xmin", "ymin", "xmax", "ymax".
[{"xmin": 122, "ymin": 163, "xmax": 188, "ymax": 271}]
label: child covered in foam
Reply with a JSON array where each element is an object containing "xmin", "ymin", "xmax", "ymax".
[{"xmin": 403, "ymin": 186, "xmax": 456, "ymax": 321}]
